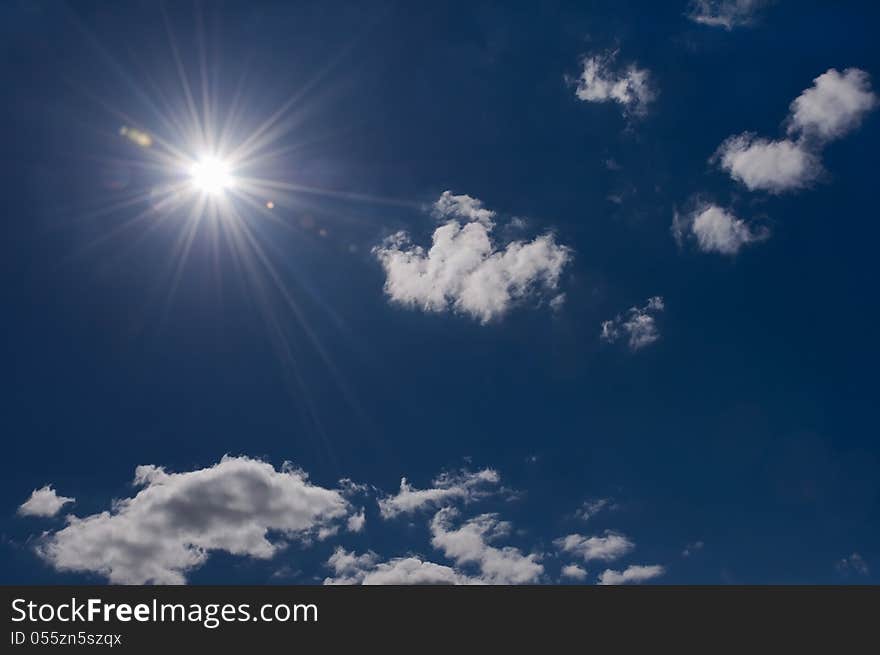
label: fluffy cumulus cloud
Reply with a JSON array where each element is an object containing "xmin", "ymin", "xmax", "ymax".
[
  {"xmin": 378, "ymin": 468, "xmax": 500, "ymax": 519},
  {"xmin": 346, "ymin": 509, "xmax": 366, "ymax": 533},
  {"xmin": 325, "ymin": 507, "xmax": 545, "ymax": 585},
  {"xmin": 713, "ymin": 134, "xmax": 821, "ymax": 193},
  {"xmin": 24, "ymin": 459, "xmax": 668, "ymax": 586},
  {"xmin": 787, "ymin": 68, "xmax": 878, "ymax": 142},
  {"xmin": 430, "ymin": 508, "xmax": 544, "ymax": 584},
  {"xmin": 597, "ymin": 564, "xmax": 665, "ymax": 585},
  {"xmin": 374, "ymin": 192, "xmax": 571, "ymax": 324},
  {"xmin": 673, "ymin": 203, "xmax": 767, "ymax": 255},
  {"xmin": 573, "ymin": 50, "xmax": 654, "ymax": 116},
  {"xmin": 554, "ymin": 531, "xmax": 634, "ymax": 563},
  {"xmin": 323, "ymin": 548, "xmax": 479, "ymax": 585},
  {"xmin": 18, "ymin": 485, "xmax": 75, "ymax": 518},
  {"xmin": 714, "ymin": 68, "xmax": 876, "ymax": 193},
  {"xmin": 600, "ymin": 296, "xmax": 664, "ymax": 351},
  {"xmin": 34, "ymin": 456, "xmax": 351, "ymax": 584},
  {"xmin": 687, "ymin": 0, "xmax": 771, "ymax": 29},
  {"xmin": 560, "ymin": 564, "xmax": 588, "ymax": 581}
]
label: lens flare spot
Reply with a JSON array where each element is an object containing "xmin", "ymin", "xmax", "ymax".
[{"xmin": 119, "ymin": 125, "xmax": 153, "ymax": 148}]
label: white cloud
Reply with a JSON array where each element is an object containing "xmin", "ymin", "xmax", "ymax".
[
  {"xmin": 788, "ymin": 68, "xmax": 878, "ymax": 143},
  {"xmin": 327, "ymin": 506, "xmax": 545, "ymax": 585},
  {"xmin": 323, "ymin": 548, "xmax": 479, "ymax": 585},
  {"xmin": 682, "ymin": 540, "xmax": 704, "ymax": 557},
  {"xmin": 431, "ymin": 191, "xmax": 495, "ymax": 226},
  {"xmin": 378, "ymin": 468, "xmax": 500, "ymax": 519},
  {"xmin": 346, "ymin": 509, "xmax": 366, "ymax": 533},
  {"xmin": 18, "ymin": 485, "xmax": 74, "ymax": 518},
  {"xmin": 575, "ymin": 498, "xmax": 615, "ymax": 522},
  {"xmin": 24, "ymin": 459, "xmax": 669, "ymax": 586},
  {"xmin": 561, "ymin": 564, "xmax": 588, "ymax": 581},
  {"xmin": 374, "ymin": 192, "xmax": 571, "ymax": 324},
  {"xmin": 713, "ymin": 134, "xmax": 821, "ymax": 193},
  {"xmin": 574, "ymin": 51, "xmax": 654, "ymax": 116},
  {"xmin": 714, "ymin": 68, "xmax": 876, "ymax": 193},
  {"xmin": 597, "ymin": 564, "xmax": 665, "ymax": 585},
  {"xmin": 687, "ymin": 0, "xmax": 771, "ymax": 30},
  {"xmin": 430, "ymin": 508, "xmax": 544, "ymax": 584},
  {"xmin": 600, "ymin": 296, "xmax": 664, "ymax": 351},
  {"xmin": 35, "ymin": 456, "xmax": 351, "ymax": 584},
  {"xmin": 673, "ymin": 203, "xmax": 767, "ymax": 255},
  {"xmin": 554, "ymin": 531, "xmax": 635, "ymax": 563},
  {"xmin": 836, "ymin": 552, "xmax": 870, "ymax": 577}
]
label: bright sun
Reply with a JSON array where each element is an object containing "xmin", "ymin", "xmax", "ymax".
[{"xmin": 189, "ymin": 156, "xmax": 233, "ymax": 194}]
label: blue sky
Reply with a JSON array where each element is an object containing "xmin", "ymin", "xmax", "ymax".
[{"xmin": 1, "ymin": 0, "xmax": 879, "ymax": 585}]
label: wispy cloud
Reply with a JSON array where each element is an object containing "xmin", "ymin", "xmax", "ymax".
[
  {"xmin": 378, "ymin": 468, "xmax": 501, "ymax": 519},
  {"xmin": 836, "ymin": 552, "xmax": 870, "ymax": 577},
  {"xmin": 575, "ymin": 498, "xmax": 616, "ymax": 522},
  {"xmin": 687, "ymin": 0, "xmax": 772, "ymax": 30},
  {"xmin": 682, "ymin": 541, "xmax": 704, "ymax": 558},
  {"xmin": 600, "ymin": 296, "xmax": 665, "ymax": 351},
  {"xmin": 572, "ymin": 50, "xmax": 655, "ymax": 117}
]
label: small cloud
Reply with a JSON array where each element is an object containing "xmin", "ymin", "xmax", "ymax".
[
  {"xmin": 713, "ymin": 134, "xmax": 821, "ymax": 194},
  {"xmin": 324, "ymin": 548, "xmax": 480, "ymax": 585},
  {"xmin": 18, "ymin": 485, "xmax": 74, "ymax": 518},
  {"xmin": 572, "ymin": 50, "xmax": 655, "ymax": 117},
  {"xmin": 682, "ymin": 541, "xmax": 704, "ymax": 557},
  {"xmin": 687, "ymin": 0, "xmax": 772, "ymax": 30},
  {"xmin": 600, "ymin": 296, "xmax": 665, "ymax": 352},
  {"xmin": 347, "ymin": 509, "xmax": 366, "ymax": 533},
  {"xmin": 597, "ymin": 564, "xmax": 665, "ymax": 585},
  {"xmin": 561, "ymin": 564, "xmax": 588, "ymax": 581},
  {"xmin": 271, "ymin": 565, "xmax": 301, "ymax": 581},
  {"xmin": 554, "ymin": 531, "xmax": 634, "ymax": 563},
  {"xmin": 575, "ymin": 498, "xmax": 615, "ymax": 522},
  {"xmin": 673, "ymin": 202, "xmax": 768, "ymax": 255},
  {"xmin": 836, "ymin": 552, "xmax": 869, "ymax": 577}
]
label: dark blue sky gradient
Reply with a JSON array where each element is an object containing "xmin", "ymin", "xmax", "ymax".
[{"xmin": 1, "ymin": 0, "xmax": 878, "ymax": 583}]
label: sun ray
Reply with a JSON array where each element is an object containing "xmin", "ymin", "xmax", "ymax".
[{"xmin": 51, "ymin": 3, "xmax": 408, "ymax": 461}]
